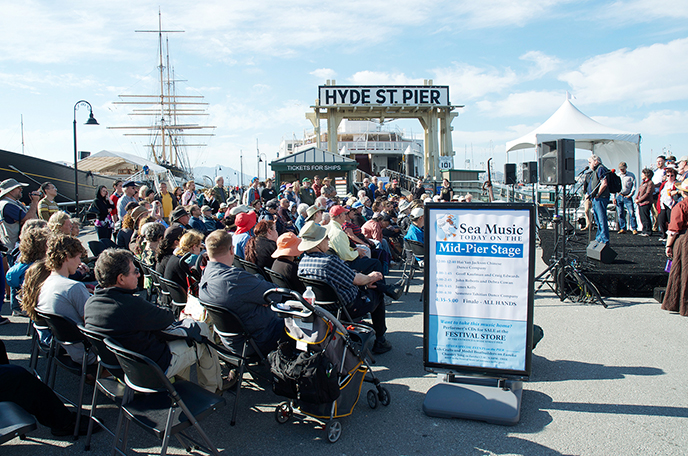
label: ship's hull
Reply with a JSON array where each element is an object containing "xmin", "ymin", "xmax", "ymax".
[{"xmin": 0, "ymin": 149, "xmax": 116, "ymax": 208}]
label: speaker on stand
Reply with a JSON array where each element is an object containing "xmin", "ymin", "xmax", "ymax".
[
  {"xmin": 504, "ymin": 163, "xmax": 517, "ymax": 201},
  {"xmin": 522, "ymin": 161, "xmax": 538, "ymax": 205}
]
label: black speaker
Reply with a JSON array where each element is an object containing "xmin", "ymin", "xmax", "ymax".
[
  {"xmin": 522, "ymin": 161, "xmax": 538, "ymax": 184},
  {"xmin": 538, "ymin": 138, "xmax": 575, "ymax": 185},
  {"xmin": 586, "ymin": 241, "xmax": 617, "ymax": 264},
  {"xmin": 504, "ymin": 163, "xmax": 517, "ymax": 184}
]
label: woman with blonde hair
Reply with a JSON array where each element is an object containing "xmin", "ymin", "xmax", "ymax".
[
  {"xmin": 47, "ymin": 212, "xmax": 72, "ymax": 235},
  {"xmin": 176, "ymin": 230, "xmax": 204, "ymax": 267}
]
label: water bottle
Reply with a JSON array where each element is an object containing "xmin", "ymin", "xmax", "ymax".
[{"xmin": 303, "ymin": 286, "xmax": 315, "ymax": 307}]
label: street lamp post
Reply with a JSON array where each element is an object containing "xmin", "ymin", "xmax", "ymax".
[
  {"xmin": 73, "ymin": 100, "xmax": 99, "ymax": 217},
  {"xmin": 259, "ymin": 153, "xmax": 268, "ymax": 181}
]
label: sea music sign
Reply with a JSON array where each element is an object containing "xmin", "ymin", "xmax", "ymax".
[
  {"xmin": 423, "ymin": 202, "xmax": 535, "ymax": 379},
  {"xmin": 318, "ymin": 85, "xmax": 450, "ymax": 108}
]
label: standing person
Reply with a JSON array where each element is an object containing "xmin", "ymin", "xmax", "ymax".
[
  {"xmin": 635, "ymin": 168, "xmax": 655, "ymax": 236},
  {"xmin": 246, "ymin": 178, "xmax": 261, "ymax": 206},
  {"xmin": 652, "ymin": 155, "xmax": 667, "ymax": 231},
  {"xmin": 109, "ymin": 180, "xmax": 123, "ymax": 224},
  {"xmin": 173, "ymin": 186, "xmax": 184, "ymax": 205},
  {"xmin": 260, "ymin": 178, "xmax": 277, "ymax": 203},
  {"xmin": 0, "ymin": 178, "xmax": 40, "ymax": 251},
  {"xmin": 298, "ymin": 178, "xmax": 316, "ymax": 206},
  {"xmin": 94, "ymin": 185, "xmax": 115, "ymax": 240},
  {"xmin": 615, "ymin": 162, "xmax": 638, "ymax": 234},
  {"xmin": 155, "ymin": 182, "xmax": 177, "ymax": 222},
  {"xmin": 439, "ymin": 178, "xmax": 453, "ymax": 202},
  {"xmin": 37, "ymin": 182, "xmax": 59, "ymax": 221},
  {"xmin": 312, "ymin": 175, "xmax": 323, "ymax": 197},
  {"xmin": 368, "ymin": 177, "xmax": 379, "ymax": 198},
  {"xmin": 586, "ymin": 155, "xmax": 611, "ymax": 245},
  {"xmin": 181, "ymin": 180, "xmax": 197, "ymax": 206},
  {"xmin": 657, "ymin": 166, "xmax": 680, "ymax": 242},
  {"xmin": 116, "ymin": 181, "xmax": 138, "ymax": 220},
  {"xmin": 661, "ymin": 179, "xmax": 688, "ymax": 316},
  {"xmin": 212, "ymin": 176, "xmax": 227, "ymax": 204}
]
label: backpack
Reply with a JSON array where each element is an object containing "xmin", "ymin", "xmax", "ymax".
[{"xmin": 606, "ymin": 170, "xmax": 623, "ymax": 194}]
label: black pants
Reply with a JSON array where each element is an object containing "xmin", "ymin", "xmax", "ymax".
[
  {"xmin": 96, "ymin": 225, "xmax": 112, "ymax": 240},
  {"xmin": 639, "ymin": 204, "xmax": 652, "ymax": 235},
  {"xmin": 658, "ymin": 206, "xmax": 672, "ymax": 238},
  {"xmin": 349, "ymin": 288, "xmax": 386, "ymax": 340}
]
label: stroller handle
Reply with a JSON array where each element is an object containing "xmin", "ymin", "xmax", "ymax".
[
  {"xmin": 263, "ymin": 288, "xmax": 350, "ymax": 335},
  {"xmin": 263, "ymin": 288, "xmax": 314, "ymax": 311}
]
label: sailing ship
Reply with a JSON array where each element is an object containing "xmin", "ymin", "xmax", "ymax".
[{"xmin": 107, "ymin": 12, "xmax": 215, "ymax": 182}]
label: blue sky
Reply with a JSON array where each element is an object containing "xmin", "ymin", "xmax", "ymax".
[{"xmin": 1, "ymin": 0, "xmax": 686, "ymax": 184}]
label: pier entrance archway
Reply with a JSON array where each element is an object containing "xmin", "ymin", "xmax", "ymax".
[{"xmin": 306, "ymin": 83, "xmax": 461, "ymax": 179}]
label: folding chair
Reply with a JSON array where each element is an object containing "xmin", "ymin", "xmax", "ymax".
[
  {"xmin": 264, "ymin": 267, "xmax": 294, "ymax": 290},
  {"xmin": 238, "ymin": 258, "xmax": 268, "ymax": 280},
  {"xmin": 35, "ymin": 310, "xmax": 93, "ymax": 440},
  {"xmin": 88, "ymin": 240, "xmax": 106, "ymax": 257},
  {"xmin": 100, "ymin": 238, "xmax": 117, "ymax": 250},
  {"xmin": 103, "ymin": 338, "xmax": 225, "ymax": 456},
  {"xmin": 148, "ymin": 269, "xmax": 168, "ymax": 309},
  {"xmin": 77, "ymin": 325, "xmax": 129, "ymax": 452},
  {"xmin": 28, "ymin": 316, "xmax": 53, "ymax": 383},
  {"xmin": 159, "ymin": 277, "xmax": 188, "ymax": 319},
  {"xmin": 298, "ymin": 275, "xmax": 353, "ymax": 323},
  {"xmin": 199, "ymin": 300, "xmax": 267, "ymax": 426},
  {"xmin": 232, "ymin": 256, "xmax": 244, "ymax": 270},
  {"xmin": 138, "ymin": 263, "xmax": 156, "ymax": 303},
  {"xmin": 0, "ymin": 402, "xmax": 37, "ymax": 445},
  {"xmin": 401, "ymin": 239, "xmax": 425, "ymax": 299}
]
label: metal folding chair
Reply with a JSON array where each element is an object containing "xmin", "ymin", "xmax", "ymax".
[
  {"xmin": 199, "ymin": 300, "xmax": 268, "ymax": 427},
  {"xmin": 103, "ymin": 338, "xmax": 225, "ymax": 456}
]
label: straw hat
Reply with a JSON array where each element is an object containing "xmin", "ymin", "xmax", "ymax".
[
  {"xmin": 131, "ymin": 206, "xmax": 149, "ymax": 223},
  {"xmin": 0, "ymin": 178, "xmax": 28, "ymax": 199},
  {"xmin": 298, "ymin": 221, "xmax": 327, "ymax": 251},
  {"xmin": 678, "ymin": 179, "xmax": 688, "ymax": 193},
  {"xmin": 271, "ymin": 232, "xmax": 302, "ymax": 258}
]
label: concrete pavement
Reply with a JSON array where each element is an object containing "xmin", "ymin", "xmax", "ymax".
[{"xmin": 1, "ymin": 227, "xmax": 686, "ymax": 455}]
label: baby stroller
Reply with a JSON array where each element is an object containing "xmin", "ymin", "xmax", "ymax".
[{"xmin": 264, "ymin": 288, "xmax": 390, "ymax": 443}]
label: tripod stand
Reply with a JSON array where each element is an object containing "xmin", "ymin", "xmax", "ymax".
[{"xmin": 535, "ymin": 184, "xmax": 606, "ymax": 307}]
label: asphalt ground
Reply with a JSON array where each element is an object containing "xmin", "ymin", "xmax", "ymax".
[{"xmin": 1, "ymin": 227, "xmax": 687, "ymax": 455}]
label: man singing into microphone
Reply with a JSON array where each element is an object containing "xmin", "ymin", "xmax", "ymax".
[{"xmin": 585, "ymin": 155, "xmax": 610, "ymax": 244}]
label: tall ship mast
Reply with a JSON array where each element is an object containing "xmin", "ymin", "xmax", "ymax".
[{"xmin": 108, "ymin": 12, "xmax": 215, "ymax": 180}]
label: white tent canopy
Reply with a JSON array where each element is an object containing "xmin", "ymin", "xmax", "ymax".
[{"xmin": 506, "ymin": 99, "xmax": 641, "ymax": 181}]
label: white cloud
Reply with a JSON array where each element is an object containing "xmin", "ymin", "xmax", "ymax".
[
  {"xmin": 600, "ymin": 0, "xmax": 688, "ymax": 23},
  {"xmin": 475, "ymin": 91, "xmax": 564, "ymax": 117},
  {"xmin": 310, "ymin": 68, "xmax": 337, "ymax": 81},
  {"xmin": 560, "ymin": 38, "xmax": 688, "ymax": 105},
  {"xmin": 520, "ymin": 51, "xmax": 562, "ymax": 79},
  {"xmin": 347, "ymin": 71, "xmax": 424, "ymax": 85},
  {"xmin": 599, "ymin": 110, "xmax": 688, "ymax": 136},
  {"xmin": 441, "ymin": 0, "xmax": 570, "ymax": 29},
  {"xmin": 433, "ymin": 63, "xmax": 519, "ymax": 101}
]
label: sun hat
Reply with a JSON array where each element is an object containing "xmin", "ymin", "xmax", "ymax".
[
  {"xmin": 679, "ymin": 179, "xmax": 688, "ymax": 193},
  {"xmin": 329, "ymin": 205, "xmax": 349, "ymax": 217},
  {"xmin": 226, "ymin": 196, "xmax": 238, "ymax": 205},
  {"xmin": 271, "ymin": 232, "xmax": 302, "ymax": 258},
  {"xmin": 265, "ymin": 199, "xmax": 279, "ymax": 210},
  {"xmin": 298, "ymin": 221, "xmax": 328, "ymax": 251},
  {"xmin": 305, "ymin": 205, "xmax": 324, "ymax": 221},
  {"xmin": 170, "ymin": 206, "xmax": 190, "ymax": 222},
  {"xmin": 235, "ymin": 211, "xmax": 257, "ymax": 234},
  {"xmin": 302, "ymin": 177, "xmax": 312, "ymax": 183},
  {"xmin": 352, "ymin": 201, "xmax": 363, "ymax": 209},
  {"xmin": 219, "ymin": 202, "xmax": 228, "ymax": 210},
  {"xmin": 398, "ymin": 200, "xmax": 411, "ymax": 213},
  {"xmin": 229, "ymin": 204, "xmax": 250, "ymax": 216},
  {"xmin": 201, "ymin": 205, "xmax": 212, "ymax": 213},
  {"xmin": 0, "ymin": 178, "xmax": 29, "ymax": 198},
  {"xmin": 410, "ymin": 207, "xmax": 424, "ymax": 220}
]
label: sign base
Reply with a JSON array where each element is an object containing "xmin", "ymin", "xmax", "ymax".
[{"xmin": 423, "ymin": 374, "xmax": 523, "ymax": 426}]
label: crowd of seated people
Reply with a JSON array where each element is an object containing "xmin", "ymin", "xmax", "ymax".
[{"xmin": 1, "ymin": 175, "xmax": 437, "ymax": 446}]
